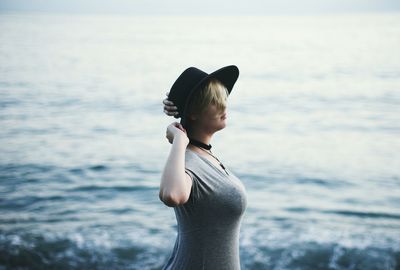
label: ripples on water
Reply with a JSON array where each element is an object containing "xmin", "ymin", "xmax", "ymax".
[{"xmin": 0, "ymin": 12, "xmax": 399, "ymax": 269}]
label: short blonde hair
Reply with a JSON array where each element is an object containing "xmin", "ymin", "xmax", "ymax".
[{"xmin": 186, "ymin": 79, "xmax": 229, "ymax": 119}]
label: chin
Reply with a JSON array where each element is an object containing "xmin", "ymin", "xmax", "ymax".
[
  {"xmin": 216, "ymin": 121, "xmax": 227, "ymax": 131},
  {"xmin": 206, "ymin": 120, "xmax": 227, "ymax": 133}
]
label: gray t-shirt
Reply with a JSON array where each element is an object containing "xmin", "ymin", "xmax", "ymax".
[{"xmin": 162, "ymin": 148, "xmax": 248, "ymax": 270}]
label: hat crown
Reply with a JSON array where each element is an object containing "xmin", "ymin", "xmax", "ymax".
[{"xmin": 168, "ymin": 67, "xmax": 209, "ymax": 116}]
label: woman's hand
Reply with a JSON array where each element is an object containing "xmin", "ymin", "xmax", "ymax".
[
  {"xmin": 163, "ymin": 91, "xmax": 179, "ymax": 118},
  {"xmin": 166, "ymin": 122, "xmax": 188, "ymax": 145}
]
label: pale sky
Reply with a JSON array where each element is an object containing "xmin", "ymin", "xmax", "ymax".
[{"xmin": 0, "ymin": 0, "xmax": 400, "ymax": 15}]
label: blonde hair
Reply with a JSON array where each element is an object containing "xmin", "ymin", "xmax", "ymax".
[{"xmin": 186, "ymin": 79, "xmax": 229, "ymax": 119}]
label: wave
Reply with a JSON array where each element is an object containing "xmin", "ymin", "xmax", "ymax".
[
  {"xmin": 67, "ymin": 185, "xmax": 155, "ymax": 192},
  {"xmin": 0, "ymin": 195, "xmax": 75, "ymax": 211},
  {"xmin": 241, "ymin": 241, "xmax": 400, "ymax": 270},
  {"xmin": 0, "ymin": 231, "xmax": 163, "ymax": 270},
  {"xmin": 0, "ymin": 231, "xmax": 398, "ymax": 270},
  {"xmin": 322, "ymin": 209, "xmax": 400, "ymax": 220},
  {"xmin": 0, "ymin": 163, "xmax": 56, "ymax": 175},
  {"xmin": 284, "ymin": 207, "xmax": 400, "ymax": 219}
]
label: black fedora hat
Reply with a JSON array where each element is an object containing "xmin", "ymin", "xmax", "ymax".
[{"xmin": 168, "ymin": 65, "xmax": 239, "ymax": 127}]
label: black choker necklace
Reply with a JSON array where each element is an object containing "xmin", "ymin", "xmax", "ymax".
[{"xmin": 189, "ymin": 138, "xmax": 212, "ymax": 150}]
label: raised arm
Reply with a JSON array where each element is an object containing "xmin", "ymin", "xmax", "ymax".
[{"xmin": 159, "ymin": 122, "xmax": 192, "ymax": 207}]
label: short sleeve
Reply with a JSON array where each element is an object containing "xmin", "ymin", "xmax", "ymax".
[{"xmin": 185, "ymin": 168, "xmax": 200, "ymax": 203}]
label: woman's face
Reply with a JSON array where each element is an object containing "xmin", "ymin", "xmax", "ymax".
[{"xmin": 195, "ymin": 103, "xmax": 227, "ymax": 133}]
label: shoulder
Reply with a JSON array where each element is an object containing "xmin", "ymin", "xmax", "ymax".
[
  {"xmin": 185, "ymin": 149, "xmax": 203, "ymax": 172},
  {"xmin": 185, "ymin": 148, "xmax": 196, "ymax": 160}
]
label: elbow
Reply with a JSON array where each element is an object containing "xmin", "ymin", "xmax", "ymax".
[{"xmin": 159, "ymin": 190, "xmax": 189, "ymax": 207}]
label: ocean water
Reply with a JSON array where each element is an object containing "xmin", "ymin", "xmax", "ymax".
[{"xmin": 0, "ymin": 12, "xmax": 399, "ymax": 269}]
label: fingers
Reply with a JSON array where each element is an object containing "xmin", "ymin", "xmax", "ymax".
[
  {"xmin": 163, "ymin": 92, "xmax": 179, "ymax": 117},
  {"xmin": 165, "ymin": 109, "xmax": 179, "ymax": 116},
  {"xmin": 163, "ymin": 98, "xmax": 175, "ymax": 106},
  {"xmin": 163, "ymin": 98, "xmax": 179, "ymax": 116},
  {"xmin": 175, "ymin": 123, "xmax": 186, "ymax": 133},
  {"xmin": 168, "ymin": 121, "xmax": 181, "ymax": 129},
  {"xmin": 164, "ymin": 109, "xmax": 179, "ymax": 116},
  {"xmin": 172, "ymin": 122, "xmax": 184, "ymax": 130},
  {"xmin": 164, "ymin": 104, "xmax": 178, "ymax": 111},
  {"xmin": 165, "ymin": 122, "xmax": 186, "ymax": 145}
]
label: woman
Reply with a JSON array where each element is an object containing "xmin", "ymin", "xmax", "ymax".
[{"xmin": 159, "ymin": 65, "xmax": 247, "ymax": 270}]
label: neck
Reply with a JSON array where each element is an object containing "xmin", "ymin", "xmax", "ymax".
[
  {"xmin": 187, "ymin": 127, "xmax": 213, "ymax": 149},
  {"xmin": 189, "ymin": 133, "xmax": 212, "ymax": 145}
]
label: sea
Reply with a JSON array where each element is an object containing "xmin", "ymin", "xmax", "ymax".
[{"xmin": 0, "ymin": 12, "xmax": 399, "ymax": 270}]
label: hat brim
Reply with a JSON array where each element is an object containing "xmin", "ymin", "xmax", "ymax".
[{"xmin": 180, "ymin": 65, "xmax": 239, "ymax": 127}]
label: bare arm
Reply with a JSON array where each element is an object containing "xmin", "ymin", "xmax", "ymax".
[{"xmin": 159, "ymin": 123, "xmax": 192, "ymax": 207}]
